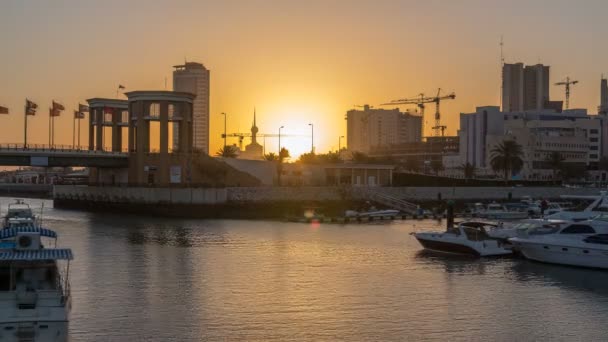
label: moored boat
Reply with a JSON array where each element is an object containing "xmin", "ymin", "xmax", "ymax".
[
  {"xmin": 0, "ymin": 225, "xmax": 73, "ymax": 341},
  {"xmin": 413, "ymin": 221, "xmax": 513, "ymax": 257},
  {"xmin": 509, "ymin": 215, "xmax": 608, "ymax": 269}
]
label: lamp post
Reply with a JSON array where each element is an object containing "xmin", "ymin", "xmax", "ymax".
[
  {"xmin": 338, "ymin": 135, "xmax": 344, "ymax": 152},
  {"xmin": 308, "ymin": 123, "xmax": 314, "ymax": 154},
  {"xmin": 221, "ymin": 112, "xmax": 227, "ymax": 151},
  {"xmin": 278, "ymin": 125, "xmax": 284, "ymax": 156}
]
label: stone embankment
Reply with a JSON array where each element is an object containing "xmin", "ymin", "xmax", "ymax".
[{"xmin": 52, "ymin": 185, "xmax": 603, "ymax": 218}]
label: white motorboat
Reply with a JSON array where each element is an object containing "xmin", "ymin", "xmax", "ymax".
[
  {"xmin": 3, "ymin": 200, "xmax": 39, "ymax": 229},
  {"xmin": 509, "ymin": 215, "xmax": 608, "ymax": 269},
  {"xmin": 413, "ymin": 221, "xmax": 513, "ymax": 257},
  {"xmin": 486, "ymin": 218, "xmax": 570, "ymax": 240},
  {"xmin": 0, "ymin": 225, "xmax": 73, "ymax": 341},
  {"xmin": 476, "ymin": 203, "xmax": 528, "ymax": 220},
  {"xmin": 345, "ymin": 208, "xmax": 400, "ymax": 218},
  {"xmin": 545, "ymin": 192, "xmax": 608, "ymax": 221}
]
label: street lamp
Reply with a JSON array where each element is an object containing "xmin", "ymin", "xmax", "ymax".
[
  {"xmin": 221, "ymin": 112, "xmax": 227, "ymax": 150},
  {"xmin": 278, "ymin": 125, "xmax": 284, "ymax": 156},
  {"xmin": 308, "ymin": 123, "xmax": 314, "ymax": 154},
  {"xmin": 338, "ymin": 135, "xmax": 344, "ymax": 152}
]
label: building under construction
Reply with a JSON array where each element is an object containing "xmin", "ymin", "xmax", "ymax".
[{"xmin": 346, "ymin": 105, "xmax": 422, "ymax": 154}]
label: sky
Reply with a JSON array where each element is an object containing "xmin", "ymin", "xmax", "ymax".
[{"xmin": 1, "ymin": 0, "xmax": 608, "ymax": 158}]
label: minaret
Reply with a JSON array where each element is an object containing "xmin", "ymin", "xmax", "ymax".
[{"xmin": 251, "ymin": 107, "xmax": 259, "ymax": 144}]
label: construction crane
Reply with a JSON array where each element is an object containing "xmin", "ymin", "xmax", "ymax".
[
  {"xmin": 381, "ymin": 88, "xmax": 456, "ymax": 137},
  {"xmin": 555, "ymin": 77, "xmax": 579, "ymax": 110}
]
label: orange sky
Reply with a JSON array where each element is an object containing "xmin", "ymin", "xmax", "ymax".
[{"xmin": 1, "ymin": 0, "xmax": 608, "ymax": 158}]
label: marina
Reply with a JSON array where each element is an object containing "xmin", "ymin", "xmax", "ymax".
[{"xmin": 0, "ymin": 197, "xmax": 605, "ymax": 341}]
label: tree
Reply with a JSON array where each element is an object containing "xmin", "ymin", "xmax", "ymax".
[
  {"xmin": 490, "ymin": 140, "xmax": 524, "ymax": 183},
  {"xmin": 215, "ymin": 145, "xmax": 239, "ymax": 158},
  {"xmin": 546, "ymin": 151, "xmax": 565, "ymax": 184},
  {"xmin": 264, "ymin": 152, "xmax": 278, "ymax": 161},
  {"xmin": 298, "ymin": 152, "xmax": 317, "ymax": 164},
  {"xmin": 460, "ymin": 162, "xmax": 476, "ymax": 180},
  {"xmin": 430, "ymin": 159, "xmax": 444, "ymax": 175},
  {"xmin": 279, "ymin": 147, "xmax": 290, "ymax": 162}
]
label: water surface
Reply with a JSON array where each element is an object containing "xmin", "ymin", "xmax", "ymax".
[{"xmin": 12, "ymin": 198, "xmax": 608, "ymax": 341}]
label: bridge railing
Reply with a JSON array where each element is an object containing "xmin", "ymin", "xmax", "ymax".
[{"xmin": 0, "ymin": 143, "xmax": 128, "ymax": 155}]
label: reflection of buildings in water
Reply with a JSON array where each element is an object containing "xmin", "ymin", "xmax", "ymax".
[
  {"xmin": 510, "ymin": 260, "xmax": 608, "ymax": 295},
  {"xmin": 414, "ymin": 250, "xmax": 488, "ymax": 275}
]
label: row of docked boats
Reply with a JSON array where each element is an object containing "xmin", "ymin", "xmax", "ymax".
[
  {"xmin": 414, "ymin": 192, "xmax": 608, "ymax": 269},
  {"xmin": 0, "ymin": 200, "xmax": 72, "ymax": 341}
]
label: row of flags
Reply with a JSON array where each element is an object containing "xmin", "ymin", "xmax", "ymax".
[
  {"xmin": 1, "ymin": 84, "xmax": 125, "ymax": 117},
  {"xmin": 0, "ymin": 99, "xmax": 90, "ymax": 118}
]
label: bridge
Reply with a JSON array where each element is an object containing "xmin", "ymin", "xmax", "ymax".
[{"xmin": 0, "ymin": 144, "xmax": 128, "ymax": 168}]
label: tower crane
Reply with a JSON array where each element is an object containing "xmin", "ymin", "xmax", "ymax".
[
  {"xmin": 555, "ymin": 77, "xmax": 579, "ymax": 110},
  {"xmin": 381, "ymin": 88, "xmax": 456, "ymax": 137}
]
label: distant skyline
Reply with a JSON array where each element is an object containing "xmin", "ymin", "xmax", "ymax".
[{"xmin": 2, "ymin": 0, "xmax": 608, "ymax": 157}]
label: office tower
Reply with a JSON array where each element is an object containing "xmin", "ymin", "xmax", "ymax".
[
  {"xmin": 502, "ymin": 63, "xmax": 551, "ymax": 112},
  {"xmin": 502, "ymin": 63, "xmax": 524, "ymax": 112},
  {"xmin": 523, "ymin": 64, "xmax": 550, "ymax": 111},
  {"xmin": 600, "ymin": 77, "xmax": 608, "ymax": 115},
  {"xmin": 173, "ymin": 62, "xmax": 210, "ymax": 153}
]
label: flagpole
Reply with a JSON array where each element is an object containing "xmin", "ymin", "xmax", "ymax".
[
  {"xmin": 48, "ymin": 108, "xmax": 51, "ymax": 146},
  {"xmin": 24, "ymin": 104, "xmax": 28, "ymax": 148},
  {"xmin": 78, "ymin": 117, "xmax": 81, "ymax": 149},
  {"xmin": 72, "ymin": 111, "xmax": 75, "ymax": 149}
]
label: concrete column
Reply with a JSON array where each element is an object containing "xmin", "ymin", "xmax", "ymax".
[
  {"xmin": 159, "ymin": 101, "xmax": 169, "ymax": 185},
  {"xmin": 112, "ymin": 108, "xmax": 121, "ymax": 152},
  {"xmin": 88, "ymin": 108, "xmax": 95, "ymax": 150},
  {"xmin": 351, "ymin": 168, "xmax": 354, "ymax": 186},
  {"xmin": 95, "ymin": 108, "xmax": 103, "ymax": 151}
]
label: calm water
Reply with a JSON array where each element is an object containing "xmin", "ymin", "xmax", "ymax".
[{"xmin": 11, "ymin": 198, "xmax": 608, "ymax": 341}]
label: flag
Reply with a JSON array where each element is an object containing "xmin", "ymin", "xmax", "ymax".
[
  {"xmin": 50, "ymin": 107, "xmax": 61, "ymax": 117},
  {"xmin": 52, "ymin": 101, "xmax": 65, "ymax": 111},
  {"xmin": 78, "ymin": 103, "xmax": 89, "ymax": 112},
  {"xmin": 0, "ymin": 106, "xmax": 8, "ymax": 114},
  {"xmin": 118, "ymin": 84, "xmax": 125, "ymax": 89},
  {"xmin": 74, "ymin": 110, "xmax": 85, "ymax": 119},
  {"xmin": 25, "ymin": 99, "xmax": 38, "ymax": 115}
]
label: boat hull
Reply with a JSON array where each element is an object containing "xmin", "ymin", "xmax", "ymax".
[
  {"xmin": 512, "ymin": 240, "xmax": 608, "ymax": 269},
  {"xmin": 414, "ymin": 233, "xmax": 512, "ymax": 257},
  {"xmin": 415, "ymin": 236, "xmax": 481, "ymax": 256}
]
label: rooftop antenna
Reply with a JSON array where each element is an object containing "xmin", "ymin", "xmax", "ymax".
[{"xmin": 500, "ymin": 35, "xmax": 504, "ymax": 109}]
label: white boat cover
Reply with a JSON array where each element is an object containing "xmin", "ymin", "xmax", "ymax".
[
  {"xmin": 0, "ymin": 248, "xmax": 73, "ymax": 261},
  {"xmin": 0, "ymin": 227, "xmax": 57, "ymax": 239}
]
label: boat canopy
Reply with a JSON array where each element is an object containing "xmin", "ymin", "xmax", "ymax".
[
  {"xmin": 0, "ymin": 226, "xmax": 57, "ymax": 239},
  {"xmin": 0, "ymin": 248, "xmax": 73, "ymax": 261}
]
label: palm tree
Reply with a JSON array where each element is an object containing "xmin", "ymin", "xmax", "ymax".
[
  {"xmin": 279, "ymin": 147, "xmax": 290, "ymax": 162},
  {"xmin": 490, "ymin": 140, "xmax": 524, "ymax": 183},
  {"xmin": 264, "ymin": 152, "xmax": 278, "ymax": 161},
  {"xmin": 215, "ymin": 145, "xmax": 238, "ymax": 158},
  {"xmin": 460, "ymin": 162, "xmax": 476, "ymax": 180},
  {"xmin": 298, "ymin": 152, "xmax": 317, "ymax": 164},
  {"xmin": 546, "ymin": 151, "xmax": 565, "ymax": 184}
]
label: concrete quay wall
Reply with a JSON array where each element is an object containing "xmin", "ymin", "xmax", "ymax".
[{"xmin": 54, "ymin": 185, "xmax": 603, "ymax": 205}]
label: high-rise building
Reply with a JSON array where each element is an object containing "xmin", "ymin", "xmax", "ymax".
[
  {"xmin": 523, "ymin": 64, "xmax": 550, "ymax": 111},
  {"xmin": 502, "ymin": 63, "xmax": 524, "ymax": 112},
  {"xmin": 502, "ymin": 63, "xmax": 551, "ymax": 112},
  {"xmin": 599, "ymin": 77, "xmax": 608, "ymax": 115},
  {"xmin": 173, "ymin": 62, "xmax": 210, "ymax": 153},
  {"xmin": 346, "ymin": 105, "xmax": 422, "ymax": 153}
]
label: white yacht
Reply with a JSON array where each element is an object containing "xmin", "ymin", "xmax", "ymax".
[
  {"xmin": 0, "ymin": 225, "xmax": 73, "ymax": 341},
  {"xmin": 413, "ymin": 221, "xmax": 513, "ymax": 257},
  {"xmin": 476, "ymin": 203, "xmax": 528, "ymax": 220},
  {"xmin": 486, "ymin": 218, "xmax": 570, "ymax": 240},
  {"xmin": 545, "ymin": 192, "xmax": 608, "ymax": 221},
  {"xmin": 509, "ymin": 215, "xmax": 608, "ymax": 269},
  {"xmin": 3, "ymin": 200, "xmax": 39, "ymax": 229}
]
